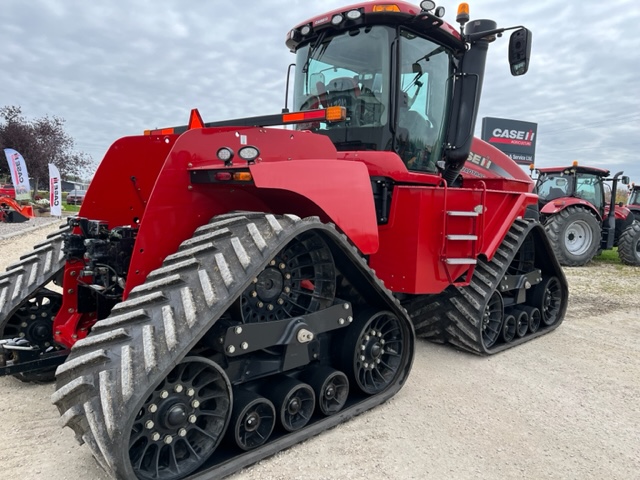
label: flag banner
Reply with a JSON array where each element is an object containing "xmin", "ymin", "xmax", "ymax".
[
  {"xmin": 3, "ymin": 148, "xmax": 32, "ymax": 200},
  {"xmin": 49, "ymin": 163, "xmax": 62, "ymax": 216}
]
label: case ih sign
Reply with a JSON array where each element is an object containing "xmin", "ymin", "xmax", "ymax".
[{"xmin": 481, "ymin": 117, "xmax": 538, "ymax": 165}]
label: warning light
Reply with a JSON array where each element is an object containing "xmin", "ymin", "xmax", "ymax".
[
  {"xmin": 373, "ymin": 5, "xmax": 401, "ymax": 12},
  {"xmin": 572, "ymin": 160, "xmax": 579, "ymax": 167},
  {"xmin": 456, "ymin": 3, "xmax": 469, "ymax": 25}
]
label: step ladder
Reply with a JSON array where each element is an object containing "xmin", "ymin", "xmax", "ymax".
[{"xmin": 440, "ymin": 184, "xmax": 486, "ymax": 286}]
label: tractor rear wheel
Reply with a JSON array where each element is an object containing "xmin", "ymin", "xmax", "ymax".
[
  {"xmin": 617, "ymin": 221, "xmax": 640, "ymax": 266},
  {"xmin": 544, "ymin": 206, "xmax": 601, "ymax": 266}
]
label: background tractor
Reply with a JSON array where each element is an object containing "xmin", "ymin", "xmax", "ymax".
[
  {"xmin": 535, "ymin": 164, "xmax": 640, "ymax": 266},
  {"xmin": 0, "ymin": 2, "xmax": 568, "ymax": 479},
  {"xmin": 628, "ymin": 183, "xmax": 640, "ymax": 217}
]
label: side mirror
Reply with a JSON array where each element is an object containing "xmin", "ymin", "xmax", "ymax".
[
  {"xmin": 621, "ymin": 175, "xmax": 630, "ymax": 185},
  {"xmin": 509, "ymin": 28, "xmax": 532, "ymax": 76}
]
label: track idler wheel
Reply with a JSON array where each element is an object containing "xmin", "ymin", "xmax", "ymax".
[
  {"xmin": 267, "ymin": 377, "xmax": 315, "ymax": 432},
  {"xmin": 530, "ymin": 276, "xmax": 563, "ymax": 326},
  {"xmin": 341, "ymin": 310, "xmax": 408, "ymax": 395},
  {"xmin": 514, "ymin": 309, "xmax": 529, "ymax": 338},
  {"xmin": 501, "ymin": 314, "xmax": 516, "ymax": 343},
  {"xmin": 128, "ymin": 357, "xmax": 232, "ymax": 480},
  {"xmin": 228, "ymin": 390, "xmax": 276, "ymax": 451},
  {"xmin": 302, "ymin": 366, "xmax": 349, "ymax": 416},
  {"xmin": 481, "ymin": 291, "xmax": 504, "ymax": 349}
]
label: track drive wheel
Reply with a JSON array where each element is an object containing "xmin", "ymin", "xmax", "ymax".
[
  {"xmin": 544, "ymin": 206, "xmax": 601, "ymax": 266},
  {"xmin": 530, "ymin": 276, "xmax": 564, "ymax": 327},
  {"xmin": 341, "ymin": 310, "xmax": 409, "ymax": 395},
  {"xmin": 228, "ymin": 390, "xmax": 276, "ymax": 451},
  {"xmin": 2, "ymin": 288, "xmax": 62, "ymax": 383},
  {"xmin": 128, "ymin": 357, "xmax": 232, "ymax": 480}
]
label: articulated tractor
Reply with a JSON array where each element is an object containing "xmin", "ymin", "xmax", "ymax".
[{"xmin": 0, "ymin": 2, "xmax": 567, "ymax": 479}]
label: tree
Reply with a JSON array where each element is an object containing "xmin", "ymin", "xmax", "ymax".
[{"xmin": 0, "ymin": 106, "xmax": 92, "ymax": 195}]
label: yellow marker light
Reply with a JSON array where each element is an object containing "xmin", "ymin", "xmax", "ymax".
[
  {"xmin": 325, "ymin": 106, "xmax": 347, "ymax": 122},
  {"xmin": 373, "ymin": 5, "xmax": 401, "ymax": 12},
  {"xmin": 233, "ymin": 172, "xmax": 253, "ymax": 182},
  {"xmin": 456, "ymin": 2, "xmax": 470, "ymax": 25},
  {"xmin": 572, "ymin": 160, "xmax": 579, "ymax": 167},
  {"xmin": 529, "ymin": 164, "xmax": 535, "ymax": 171}
]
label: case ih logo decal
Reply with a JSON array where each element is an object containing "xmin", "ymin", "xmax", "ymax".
[
  {"xmin": 481, "ymin": 117, "xmax": 538, "ymax": 165},
  {"xmin": 489, "ymin": 128, "xmax": 535, "ymax": 147}
]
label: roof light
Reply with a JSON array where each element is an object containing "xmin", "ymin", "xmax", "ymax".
[
  {"xmin": 373, "ymin": 5, "xmax": 401, "ymax": 12},
  {"xmin": 420, "ymin": 1, "xmax": 436, "ymax": 11},
  {"xmin": 572, "ymin": 160, "xmax": 579, "ymax": 167},
  {"xmin": 331, "ymin": 14, "xmax": 344, "ymax": 25},
  {"xmin": 456, "ymin": 3, "xmax": 469, "ymax": 25},
  {"xmin": 300, "ymin": 24, "xmax": 312, "ymax": 36},
  {"xmin": 238, "ymin": 146, "xmax": 260, "ymax": 163},
  {"xmin": 346, "ymin": 9, "xmax": 362, "ymax": 20},
  {"xmin": 434, "ymin": 6, "xmax": 445, "ymax": 17}
]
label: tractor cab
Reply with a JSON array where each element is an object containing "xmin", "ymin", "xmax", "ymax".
[
  {"xmin": 629, "ymin": 184, "xmax": 640, "ymax": 209},
  {"xmin": 535, "ymin": 165, "xmax": 610, "ymax": 216},
  {"xmin": 288, "ymin": 1, "xmax": 531, "ymax": 181}
]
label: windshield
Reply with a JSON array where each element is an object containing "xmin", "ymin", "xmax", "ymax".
[
  {"xmin": 294, "ymin": 26, "xmax": 391, "ymax": 130},
  {"xmin": 536, "ymin": 174, "xmax": 574, "ymax": 201},
  {"xmin": 293, "ymin": 25, "xmax": 452, "ymax": 172},
  {"xmin": 629, "ymin": 188, "xmax": 640, "ymax": 206}
]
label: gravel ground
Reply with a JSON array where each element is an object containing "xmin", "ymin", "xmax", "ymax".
[{"xmin": 0, "ymin": 222, "xmax": 639, "ymax": 480}]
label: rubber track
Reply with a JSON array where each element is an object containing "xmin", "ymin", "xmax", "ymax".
[
  {"xmin": 52, "ymin": 212, "xmax": 414, "ymax": 479},
  {"xmin": 0, "ymin": 224, "xmax": 69, "ymax": 332},
  {"xmin": 411, "ymin": 218, "xmax": 566, "ymax": 355}
]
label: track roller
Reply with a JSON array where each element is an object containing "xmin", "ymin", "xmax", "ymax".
[
  {"xmin": 228, "ymin": 390, "xmax": 276, "ymax": 451},
  {"xmin": 514, "ymin": 309, "xmax": 528, "ymax": 338},
  {"xmin": 501, "ymin": 314, "xmax": 516, "ymax": 343},
  {"xmin": 302, "ymin": 366, "xmax": 349, "ymax": 416},
  {"xmin": 266, "ymin": 377, "xmax": 315, "ymax": 432},
  {"xmin": 522, "ymin": 306, "xmax": 541, "ymax": 334}
]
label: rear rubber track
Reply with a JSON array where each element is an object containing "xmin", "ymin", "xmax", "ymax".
[
  {"xmin": 0, "ymin": 224, "xmax": 69, "ymax": 331},
  {"xmin": 52, "ymin": 212, "xmax": 414, "ymax": 479},
  {"xmin": 410, "ymin": 218, "xmax": 567, "ymax": 354}
]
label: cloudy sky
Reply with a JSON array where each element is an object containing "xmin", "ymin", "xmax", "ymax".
[{"xmin": 2, "ymin": 0, "xmax": 640, "ymax": 183}]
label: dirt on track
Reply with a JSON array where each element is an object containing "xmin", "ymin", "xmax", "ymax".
[{"xmin": 1, "ymin": 222, "xmax": 639, "ymax": 480}]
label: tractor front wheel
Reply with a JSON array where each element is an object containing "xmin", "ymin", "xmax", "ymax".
[
  {"xmin": 544, "ymin": 206, "xmax": 601, "ymax": 266},
  {"xmin": 617, "ymin": 221, "xmax": 640, "ymax": 266}
]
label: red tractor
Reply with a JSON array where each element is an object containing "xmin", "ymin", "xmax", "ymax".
[
  {"xmin": 0, "ymin": 2, "xmax": 567, "ymax": 479},
  {"xmin": 628, "ymin": 183, "xmax": 640, "ymax": 216},
  {"xmin": 535, "ymin": 164, "xmax": 640, "ymax": 266}
]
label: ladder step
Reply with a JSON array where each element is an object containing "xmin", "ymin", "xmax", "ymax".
[
  {"xmin": 447, "ymin": 210, "xmax": 480, "ymax": 217},
  {"xmin": 446, "ymin": 235, "xmax": 478, "ymax": 241},
  {"xmin": 445, "ymin": 258, "xmax": 477, "ymax": 265}
]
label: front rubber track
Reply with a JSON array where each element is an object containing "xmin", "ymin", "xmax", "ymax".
[
  {"xmin": 0, "ymin": 224, "xmax": 69, "ymax": 333},
  {"xmin": 52, "ymin": 212, "xmax": 414, "ymax": 479},
  {"xmin": 409, "ymin": 218, "xmax": 568, "ymax": 355}
]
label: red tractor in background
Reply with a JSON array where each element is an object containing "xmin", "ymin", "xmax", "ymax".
[
  {"xmin": 535, "ymin": 163, "xmax": 640, "ymax": 266},
  {"xmin": 0, "ymin": 2, "xmax": 568, "ymax": 479},
  {"xmin": 628, "ymin": 183, "xmax": 640, "ymax": 217}
]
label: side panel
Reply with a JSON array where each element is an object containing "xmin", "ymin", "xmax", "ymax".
[{"xmin": 370, "ymin": 185, "xmax": 536, "ymax": 294}]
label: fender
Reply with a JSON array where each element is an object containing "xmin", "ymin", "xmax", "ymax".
[
  {"xmin": 540, "ymin": 197, "xmax": 602, "ymax": 221},
  {"xmin": 123, "ymin": 127, "xmax": 378, "ymax": 296}
]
